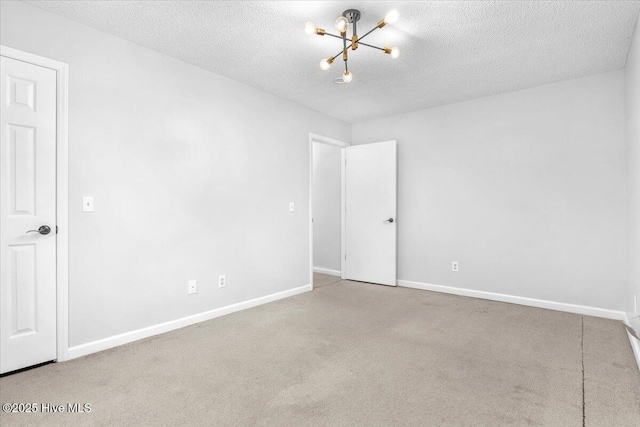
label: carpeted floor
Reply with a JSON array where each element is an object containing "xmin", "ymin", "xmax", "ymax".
[
  {"xmin": 313, "ymin": 272, "xmax": 342, "ymax": 288},
  {"xmin": 1, "ymin": 278, "xmax": 639, "ymax": 426}
]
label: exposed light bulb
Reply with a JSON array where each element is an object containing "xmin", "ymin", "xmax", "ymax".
[
  {"xmin": 384, "ymin": 9, "xmax": 399, "ymax": 24},
  {"xmin": 342, "ymin": 70, "xmax": 353, "ymax": 83},
  {"xmin": 320, "ymin": 58, "xmax": 331, "ymax": 71},
  {"xmin": 335, "ymin": 16, "xmax": 349, "ymax": 33},
  {"xmin": 390, "ymin": 47, "xmax": 400, "ymax": 59},
  {"xmin": 304, "ymin": 22, "xmax": 316, "ymax": 36}
]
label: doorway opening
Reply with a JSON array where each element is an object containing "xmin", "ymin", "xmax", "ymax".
[
  {"xmin": 309, "ymin": 133, "xmax": 349, "ymax": 290},
  {"xmin": 310, "ymin": 135, "xmax": 398, "ymax": 290}
]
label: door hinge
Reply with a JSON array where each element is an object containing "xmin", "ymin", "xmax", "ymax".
[
  {"xmin": 56, "ymin": 225, "xmax": 58, "ymax": 234},
  {"xmin": 345, "ymin": 254, "xmax": 347, "ymax": 260}
]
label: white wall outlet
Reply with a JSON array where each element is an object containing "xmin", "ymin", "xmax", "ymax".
[
  {"xmin": 218, "ymin": 275, "xmax": 226, "ymax": 288},
  {"xmin": 188, "ymin": 280, "xmax": 197, "ymax": 295},
  {"xmin": 289, "ymin": 202, "xmax": 295, "ymax": 212},
  {"xmin": 82, "ymin": 196, "xmax": 94, "ymax": 213},
  {"xmin": 452, "ymin": 262, "xmax": 459, "ymax": 272}
]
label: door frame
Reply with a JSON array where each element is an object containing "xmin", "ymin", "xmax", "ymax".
[
  {"xmin": 309, "ymin": 133, "xmax": 349, "ymax": 289},
  {"xmin": 1, "ymin": 46, "xmax": 70, "ymax": 362}
]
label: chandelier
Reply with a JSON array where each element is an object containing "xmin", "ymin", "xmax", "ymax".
[{"xmin": 304, "ymin": 9, "xmax": 400, "ymax": 83}]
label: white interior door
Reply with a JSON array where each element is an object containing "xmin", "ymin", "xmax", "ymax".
[
  {"xmin": 345, "ymin": 141, "xmax": 397, "ymax": 286},
  {"xmin": 1, "ymin": 56, "xmax": 57, "ymax": 374}
]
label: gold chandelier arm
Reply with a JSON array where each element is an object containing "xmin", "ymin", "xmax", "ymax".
[
  {"xmin": 357, "ymin": 24, "xmax": 381, "ymax": 42},
  {"xmin": 323, "ymin": 32, "xmax": 345, "ymax": 40},
  {"xmin": 323, "ymin": 18, "xmax": 384, "ymax": 43},
  {"xmin": 357, "ymin": 41, "xmax": 384, "ymax": 51},
  {"xmin": 342, "ymin": 27, "xmax": 349, "ymax": 71},
  {"xmin": 327, "ymin": 41, "xmax": 381, "ymax": 60},
  {"xmin": 321, "ymin": 17, "xmax": 388, "ymax": 60},
  {"xmin": 330, "ymin": 43, "xmax": 353, "ymax": 61},
  {"xmin": 322, "ymin": 24, "xmax": 381, "ymax": 43}
]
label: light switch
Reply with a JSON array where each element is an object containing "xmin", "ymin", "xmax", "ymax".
[
  {"xmin": 289, "ymin": 202, "xmax": 295, "ymax": 212},
  {"xmin": 82, "ymin": 196, "xmax": 94, "ymax": 213}
]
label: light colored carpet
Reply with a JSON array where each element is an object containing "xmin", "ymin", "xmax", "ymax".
[
  {"xmin": 313, "ymin": 272, "xmax": 342, "ymax": 288},
  {"xmin": 1, "ymin": 280, "xmax": 639, "ymax": 426}
]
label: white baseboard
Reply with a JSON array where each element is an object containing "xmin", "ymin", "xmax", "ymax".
[
  {"xmin": 397, "ymin": 279, "xmax": 626, "ymax": 320},
  {"xmin": 66, "ymin": 284, "xmax": 312, "ymax": 360},
  {"xmin": 313, "ymin": 267, "xmax": 341, "ymax": 277},
  {"xmin": 625, "ymin": 313, "xmax": 640, "ymax": 373}
]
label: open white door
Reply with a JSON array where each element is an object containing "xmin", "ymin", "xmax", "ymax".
[
  {"xmin": 345, "ymin": 141, "xmax": 397, "ymax": 286},
  {"xmin": 1, "ymin": 56, "xmax": 57, "ymax": 374}
]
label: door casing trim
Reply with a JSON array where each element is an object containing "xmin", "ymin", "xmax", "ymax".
[{"xmin": 1, "ymin": 45, "xmax": 70, "ymax": 362}]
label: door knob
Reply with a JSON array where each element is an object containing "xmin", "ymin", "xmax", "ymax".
[
  {"xmin": 26, "ymin": 225, "xmax": 51, "ymax": 235},
  {"xmin": 383, "ymin": 218, "xmax": 395, "ymax": 223}
]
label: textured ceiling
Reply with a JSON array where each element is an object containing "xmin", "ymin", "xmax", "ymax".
[{"xmin": 24, "ymin": 0, "xmax": 640, "ymax": 123}]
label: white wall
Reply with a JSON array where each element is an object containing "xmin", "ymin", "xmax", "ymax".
[
  {"xmin": 626, "ymin": 15, "xmax": 640, "ymax": 328},
  {"xmin": 1, "ymin": 0, "xmax": 633, "ymax": 353},
  {"xmin": 312, "ymin": 142, "xmax": 342, "ymax": 272},
  {"xmin": 0, "ymin": 1, "xmax": 351, "ymax": 347},
  {"xmin": 353, "ymin": 71, "xmax": 627, "ymax": 311}
]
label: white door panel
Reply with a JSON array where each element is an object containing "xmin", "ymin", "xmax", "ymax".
[
  {"xmin": 1, "ymin": 56, "xmax": 57, "ymax": 374},
  {"xmin": 345, "ymin": 141, "xmax": 397, "ymax": 286}
]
